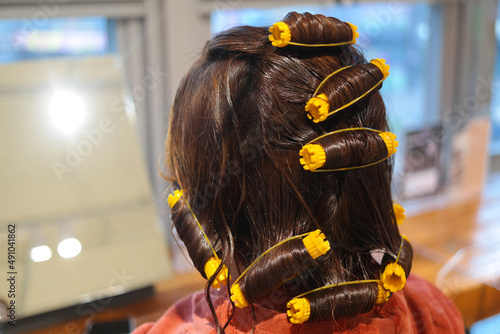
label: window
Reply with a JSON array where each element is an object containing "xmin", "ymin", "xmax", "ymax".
[
  {"xmin": 0, "ymin": 17, "xmax": 116, "ymax": 64},
  {"xmin": 490, "ymin": 2, "xmax": 500, "ymax": 154}
]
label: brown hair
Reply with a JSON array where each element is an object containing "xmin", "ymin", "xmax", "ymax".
[
  {"xmin": 165, "ymin": 11, "xmax": 412, "ymax": 332},
  {"xmin": 283, "ymin": 11, "xmax": 354, "ymax": 45}
]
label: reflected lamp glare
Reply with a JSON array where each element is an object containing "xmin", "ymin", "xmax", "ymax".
[
  {"xmin": 50, "ymin": 89, "xmax": 86, "ymax": 134},
  {"xmin": 58, "ymin": 238, "xmax": 82, "ymax": 259},
  {"xmin": 30, "ymin": 245, "xmax": 52, "ymax": 262}
]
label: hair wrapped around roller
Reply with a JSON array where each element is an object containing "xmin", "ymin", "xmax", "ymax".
[
  {"xmin": 230, "ymin": 230, "xmax": 330, "ymax": 308},
  {"xmin": 305, "ymin": 59, "xmax": 390, "ymax": 123},
  {"xmin": 299, "ymin": 128, "xmax": 398, "ymax": 172},
  {"xmin": 269, "ymin": 11, "xmax": 358, "ymax": 47},
  {"xmin": 168, "ymin": 190, "xmax": 229, "ymax": 289},
  {"xmin": 287, "ymin": 237, "xmax": 413, "ymax": 324}
]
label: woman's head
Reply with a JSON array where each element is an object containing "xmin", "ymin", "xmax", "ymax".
[{"xmin": 166, "ymin": 11, "xmax": 412, "ymax": 327}]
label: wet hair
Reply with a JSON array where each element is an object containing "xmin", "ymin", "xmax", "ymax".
[{"xmin": 165, "ymin": 11, "xmax": 412, "ymax": 332}]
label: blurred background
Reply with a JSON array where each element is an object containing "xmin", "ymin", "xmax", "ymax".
[{"xmin": 0, "ymin": 0, "xmax": 499, "ymax": 333}]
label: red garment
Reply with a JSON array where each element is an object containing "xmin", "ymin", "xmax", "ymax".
[{"xmin": 133, "ymin": 275, "xmax": 464, "ymax": 333}]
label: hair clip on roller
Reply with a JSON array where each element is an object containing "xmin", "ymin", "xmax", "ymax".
[
  {"xmin": 393, "ymin": 202, "xmax": 406, "ymax": 225},
  {"xmin": 305, "ymin": 94, "xmax": 330, "ymax": 123},
  {"xmin": 347, "ymin": 23, "xmax": 360, "ymax": 44},
  {"xmin": 299, "ymin": 144, "xmax": 326, "ymax": 172},
  {"xmin": 287, "ymin": 297, "xmax": 311, "ymax": 324},
  {"xmin": 378, "ymin": 132, "xmax": 398, "ymax": 157},
  {"xmin": 381, "ymin": 262, "xmax": 406, "ymax": 293},
  {"xmin": 168, "ymin": 189, "xmax": 184, "ymax": 208},
  {"xmin": 269, "ymin": 22, "xmax": 292, "ymax": 47},
  {"xmin": 204, "ymin": 257, "xmax": 229, "ymax": 289},
  {"xmin": 230, "ymin": 283, "xmax": 249, "ymax": 308},
  {"xmin": 375, "ymin": 282, "xmax": 390, "ymax": 305},
  {"xmin": 303, "ymin": 229, "xmax": 330, "ymax": 259},
  {"xmin": 370, "ymin": 58, "xmax": 390, "ymax": 80}
]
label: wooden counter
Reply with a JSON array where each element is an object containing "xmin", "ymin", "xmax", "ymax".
[{"xmin": 400, "ymin": 179, "xmax": 500, "ymax": 327}]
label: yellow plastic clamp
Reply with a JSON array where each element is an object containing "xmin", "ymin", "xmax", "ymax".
[
  {"xmin": 204, "ymin": 257, "xmax": 229, "ymax": 289},
  {"xmin": 230, "ymin": 283, "xmax": 249, "ymax": 308},
  {"xmin": 167, "ymin": 189, "xmax": 184, "ymax": 208},
  {"xmin": 305, "ymin": 94, "xmax": 330, "ymax": 123},
  {"xmin": 287, "ymin": 297, "xmax": 311, "ymax": 324},
  {"xmin": 303, "ymin": 229, "xmax": 330, "ymax": 259},
  {"xmin": 347, "ymin": 23, "xmax": 359, "ymax": 44},
  {"xmin": 393, "ymin": 202, "xmax": 406, "ymax": 226},
  {"xmin": 269, "ymin": 22, "xmax": 291, "ymax": 48},
  {"xmin": 370, "ymin": 58, "xmax": 390, "ymax": 80},
  {"xmin": 378, "ymin": 132, "xmax": 398, "ymax": 157},
  {"xmin": 380, "ymin": 262, "xmax": 406, "ymax": 293},
  {"xmin": 375, "ymin": 282, "xmax": 390, "ymax": 305},
  {"xmin": 299, "ymin": 144, "xmax": 326, "ymax": 172}
]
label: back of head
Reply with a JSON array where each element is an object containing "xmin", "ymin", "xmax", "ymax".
[{"xmin": 166, "ymin": 11, "xmax": 412, "ymax": 327}]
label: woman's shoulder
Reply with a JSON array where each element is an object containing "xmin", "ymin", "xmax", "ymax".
[
  {"xmin": 131, "ymin": 289, "xmax": 218, "ymax": 334},
  {"xmin": 387, "ymin": 274, "xmax": 465, "ymax": 333},
  {"xmin": 132, "ymin": 275, "xmax": 465, "ymax": 334}
]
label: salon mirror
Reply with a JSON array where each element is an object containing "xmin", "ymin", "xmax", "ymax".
[{"xmin": 0, "ymin": 55, "xmax": 171, "ymax": 320}]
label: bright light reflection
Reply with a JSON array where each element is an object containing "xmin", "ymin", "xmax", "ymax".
[
  {"xmin": 30, "ymin": 245, "xmax": 52, "ymax": 263},
  {"xmin": 58, "ymin": 238, "xmax": 82, "ymax": 259},
  {"xmin": 50, "ymin": 89, "xmax": 86, "ymax": 134}
]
